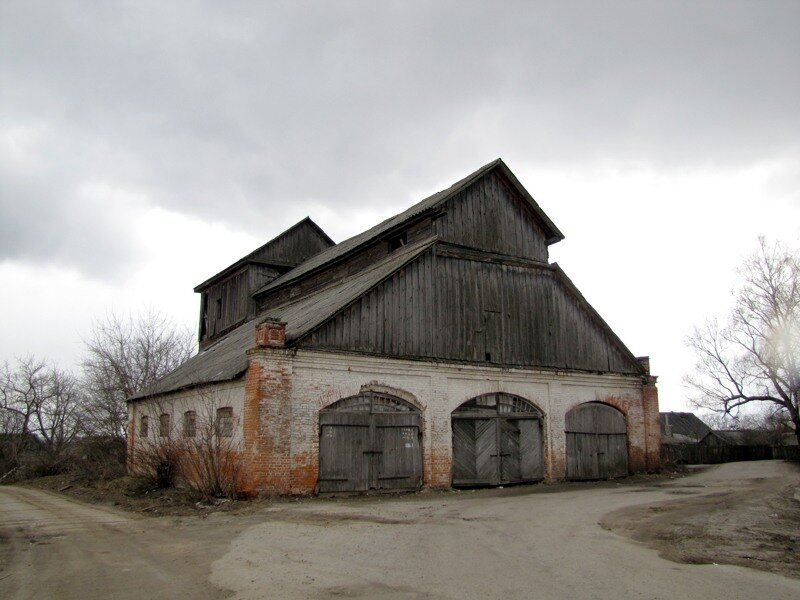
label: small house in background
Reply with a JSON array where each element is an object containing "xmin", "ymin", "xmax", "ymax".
[
  {"xmin": 659, "ymin": 412, "xmax": 711, "ymax": 445},
  {"xmin": 128, "ymin": 159, "xmax": 661, "ymax": 495}
]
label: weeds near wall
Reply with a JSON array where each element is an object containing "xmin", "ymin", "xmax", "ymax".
[
  {"xmin": 179, "ymin": 403, "xmax": 242, "ymax": 500},
  {"xmin": 131, "ymin": 394, "xmax": 242, "ymax": 499}
]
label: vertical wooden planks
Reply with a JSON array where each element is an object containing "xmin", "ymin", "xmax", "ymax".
[{"xmin": 565, "ymin": 403, "xmax": 629, "ymax": 480}]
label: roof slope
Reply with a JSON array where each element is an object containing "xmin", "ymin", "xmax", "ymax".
[
  {"xmin": 254, "ymin": 159, "xmax": 564, "ymax": 296},
  {"xmin": 132, "ymin": 238, "xmax": 436, "ymax": 399}
]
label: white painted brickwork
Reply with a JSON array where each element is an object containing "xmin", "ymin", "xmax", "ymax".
[
  {"xmin": 128, "ymin": 380, "xmax": 246, "ymax": 449},
  {"xmin": 287, "ymin": 350, "xmax": 645, "ymax": 484}
]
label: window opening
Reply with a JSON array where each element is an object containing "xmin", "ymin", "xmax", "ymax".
[
  {"xmin": 388, "ymin": 232, "xmax": 407, "ymax": 252},
  {"xmin": 159, "ymin": 413, "xmax": 171, "ymax": 438},
  {"xmin": 140, "ymin": 415, "xmax": 149, "ymax": 438},
  {"xmin": 183, "ymin": 411, "xmax": 196, "ymax": 438},
  {"xmin": 216, "ymin": 407, "xmax": 233, "ymax": 437}
]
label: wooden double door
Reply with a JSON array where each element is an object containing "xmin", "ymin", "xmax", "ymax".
[
  {"xmin": 452, "ymin": 394, "xmax": 544, "ymax": 487},
  {"xmin": 318, "ymin": 393, "xmax": 422, "ymax": 493},
  {"xmin": 565, "ymin": 402, "xmax": 628, "ymax": 480}
]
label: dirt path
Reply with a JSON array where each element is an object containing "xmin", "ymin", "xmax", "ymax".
[
  {"xmin": 0, "ymin": 486, "xmax": 238, "ymax": 599},
  {"xmin": 2, "ymin": 461, "xmax": 799, "ymax": 599}
]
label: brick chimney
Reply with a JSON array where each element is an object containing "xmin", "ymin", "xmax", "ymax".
[
  {"xmin": 636, "ymin": 356, "xmax": 650, "ymax": 375},
  {"xmin": 255, "ymin": 318, "xmax": 286, "ymax": 348}
]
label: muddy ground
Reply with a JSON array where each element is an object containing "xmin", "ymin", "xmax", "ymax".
[{"xmin": 602, "ymin": 461, "xmax": 800, "ymax": 579}]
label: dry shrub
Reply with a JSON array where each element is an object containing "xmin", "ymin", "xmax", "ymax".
[
  {"xmin": 134, "ymin": 438, "xmax": 184, "ymax": 489},
  {"xmin": 180, "ymin": 443, "xmax": 243, "ymax": 500}
]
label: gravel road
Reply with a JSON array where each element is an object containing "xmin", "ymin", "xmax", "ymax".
[{"xmin": 2, "ymin": 461, "xmax": 799, "ymax": 599}]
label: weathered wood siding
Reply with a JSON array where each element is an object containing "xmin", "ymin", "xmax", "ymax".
[
  {"xmin": 258, "ymin": 217, "xmax": 434, "ymax": 310},
  {"xmin": 436, "ymin": 171, "xmax": 549, "ymax": 262},
  {"xmin": 251, "ymin": 220, "xmax": 332, "ymax": 266},
  {"xmin": 297, "ymin": 246, "xmax": 641, "ymax": 375},
  {"xmin": 202, "ymin": 267, "xmax": 250, "ymax": 341},
  {"xmin": 566, "ymin": 402, "xmax": 629, "ymax": 480},
  {"xmin": 433, "ymin": 253, "xmax": 639, "ymax": 372},
  {"xmin": 201, "ymin": 265, "xmax": 282, "ymax": 345},
  {"xmin": 298, "ymin": 248, "xmax": 437, "ymax": 357}
]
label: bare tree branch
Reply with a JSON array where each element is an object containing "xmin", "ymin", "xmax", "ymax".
[{"xmin": 685, "ymin": 236, "xmax": 800, "ymax": 444}]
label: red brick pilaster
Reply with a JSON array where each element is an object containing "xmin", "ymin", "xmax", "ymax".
[
  {"xmin": 241, "ymin": 319, "xmax": 296, "ymax": 496},
  {"xmin": 642, "ymin": 376, "xmax": 661, "ymax": 472}
]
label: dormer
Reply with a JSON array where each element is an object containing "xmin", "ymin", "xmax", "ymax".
[{"xmin": 195, "ymin": 217, "xmax": 334, "ymax": 348}]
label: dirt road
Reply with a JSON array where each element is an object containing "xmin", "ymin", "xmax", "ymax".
[{"xmin": 2, "ymin": 461, "xmax": 799, "ymax": 599}]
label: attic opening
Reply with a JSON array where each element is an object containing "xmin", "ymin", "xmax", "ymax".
[{"xmin": 388, "ymin": 232, "xmax": 407, "ymax": 252}]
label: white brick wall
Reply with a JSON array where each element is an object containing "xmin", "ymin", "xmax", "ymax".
[
  {"xmin": 287, "ymin": 350, "xmax": 645, "ymax": 484},
  {"xmin": 128, "ymin": 380, "xmax": 246, "ymax": 449},
  {"xmin": 131, "ymin": 348, "xmax": 651, "ymax": 490}
]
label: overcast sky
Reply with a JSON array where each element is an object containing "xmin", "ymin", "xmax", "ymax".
[{"xmin": 1, "ymin": 1, "xmax": 798, "ymax": 411}]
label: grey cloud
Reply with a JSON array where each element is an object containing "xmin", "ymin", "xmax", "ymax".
[{"xmin": 1, "ymin": 1, "xmax": 799, "ymax": 277}]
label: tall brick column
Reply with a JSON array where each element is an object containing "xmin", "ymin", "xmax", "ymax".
[
  {"xmin": 638, "ymin": 356, "xmax": 661, "ymax": 472},
  {"xmin": 242, "ymin": 318, "xmax": 295, "ymax": 496}
]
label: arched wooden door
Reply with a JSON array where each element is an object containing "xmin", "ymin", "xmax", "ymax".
[
  {"xmin": 565, "ymin": 402, "xmax": 628, "ymax": 480},
  {"xmin": 451, "ymin": 393, "xmax": 544, "ymax": 487},
  {"xmin": 318, "ymin": 392, "xmax": 422, "ymax": 493}
]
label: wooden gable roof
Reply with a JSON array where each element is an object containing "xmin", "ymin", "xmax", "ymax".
[
  {"xmin": 134, "ymin": 160, "xmax": 646, "ymax": 399},
  {"xmin": 253, "ymin": 159, "xmax": 564, "ymax": 297}
]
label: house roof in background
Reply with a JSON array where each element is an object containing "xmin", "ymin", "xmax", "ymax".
[{"xmin": 659, "ymin": 412, "xmax": 712, "ymax": 443}]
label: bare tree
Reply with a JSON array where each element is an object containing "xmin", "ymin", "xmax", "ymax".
[
  {"xmin": 81, "ymin": 310, "xmax": 195, "ymax": 441},
  {"xmin": 685, "ymin": 237, "xmax": 799, "ymax": 445},
  {"xmin": 0, "ymin": 356, "xmax": 84, "ymax": 474}
]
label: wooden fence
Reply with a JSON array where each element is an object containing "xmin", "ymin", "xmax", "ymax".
[{"xmin": 661, "ymin": 444, "xmax": 800, "ymax": 466}]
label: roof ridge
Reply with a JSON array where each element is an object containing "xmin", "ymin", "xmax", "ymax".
[{"xmin": 252, "ymin": 159, "xmax": 521, "ymax": 296}]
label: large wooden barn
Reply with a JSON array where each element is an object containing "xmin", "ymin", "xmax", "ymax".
[{"xmin": 128, "ymin": 159, "xmax": 660, "ymax": 495}]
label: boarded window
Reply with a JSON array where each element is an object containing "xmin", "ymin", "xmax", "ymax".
[
  {"xmin": 159, "ymin": 413, "xmax": 171, "ymax": 438},
  {"xmin": 216, "ymin": 407, "xmax": 233, "ymax": 437},
  {"xmin": 183, "ymin": 411, "xmax": 196, "ymax": 438},
  {"xmin": 140, "ymin": 415, "xmax": 149, "ymax": 438}
]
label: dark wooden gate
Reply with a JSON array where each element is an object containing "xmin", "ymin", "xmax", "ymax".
[
  {"xmin": 318, "ymin": 392, "xmax": 422, "ymax": 493},
  {"xmin": 452, "ymin": 393, "xmax": 543, "ymax": 487},
  {"xmin": 565, "ymin": 402, "xmax": 628, "ymax": 480}
]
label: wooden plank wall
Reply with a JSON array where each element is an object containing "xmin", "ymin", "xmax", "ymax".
[
  {"xmin": 251, "ymin": 221, "xmax": 332, "ymax": 266},
  {"xmin": 202, "ymin": 268, "xmax": 251, "ymax": 340},
  {"xmin": 258, "ymin": 217, "xmax": 434, "ymax": 310},
  {"xmin": 298, "ymin": 249, "xmax": 640, "ymax": 375},
  {"xmin": 435, "ymin": 172, "xmax": 550, "ymax": 262},
  {"xmin": 299, "ymin": 249, "xmax": 436, "ymax": 357},
  {"xmin": 432, "ymin": 254, "xmax": 639, "ymax": 372}
]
